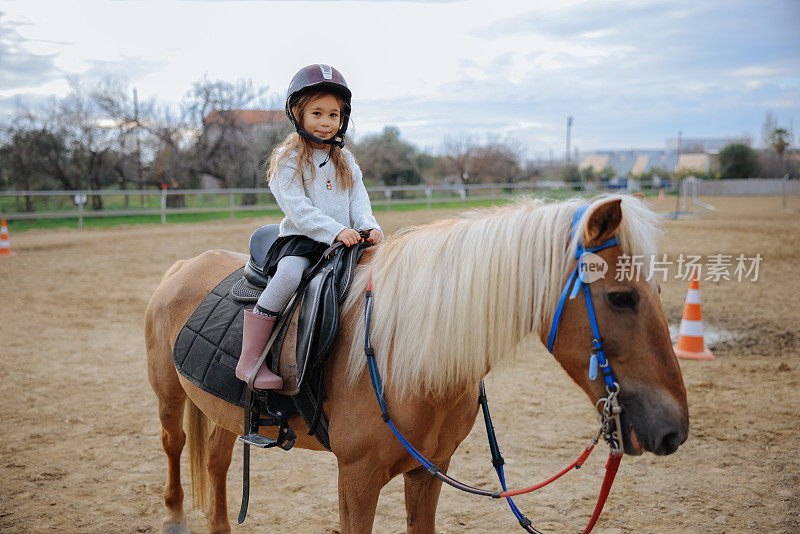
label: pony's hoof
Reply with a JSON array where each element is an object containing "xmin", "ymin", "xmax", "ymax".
[{"xmin": 163, "ymin": 521, "xmax": 191, "ymax": 534}]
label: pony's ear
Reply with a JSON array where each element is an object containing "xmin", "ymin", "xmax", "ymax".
[{"xmin": 583, "ymin": 198, "xmax": 622, "ymax": 248}]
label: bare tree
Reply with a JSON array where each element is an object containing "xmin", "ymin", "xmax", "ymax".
[
  {"xmin": 185, "ymin": 77, "xmax": 271, "ymax": 188},
  {"xmin": 96, "ymin": 76, "xmax": 277, "ymax": 204},
  {"xmin": 469, "ymin": 142, "xmax": 522, "ymax": 183},
  {"xmin": 0, "ymin": 114, "xmax": 58, "ymax": 209},
  {"xmin": 442, "ymin": 135, "xmax": 477, "ymax": 187},
  {"xmin": 761, "ymin": 111, "xmax": 778, "ymax": 149},
  {"xmin": 46, "ymin": 78, "xmax": 127, "ymax": 208},
  {"xmin": 0, "ymin": 80, "xmax": 133, "ymax": 208}
]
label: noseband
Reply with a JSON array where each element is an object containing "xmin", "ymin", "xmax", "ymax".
[{"xmin": 546, "ymin": 204, "xmax": 624, "ymax": 455}]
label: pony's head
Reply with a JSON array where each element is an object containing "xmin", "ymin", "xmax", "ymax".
[
  {"xmin": 546, "ymin": 197, "xmax": 689, "ymax": 456},
  {"xmin": 344, "ymin": 194, "xmax": 688, "ymax": 457}
]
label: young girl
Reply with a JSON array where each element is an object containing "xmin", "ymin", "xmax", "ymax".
[{"xmin": 236, "ymin": 64, "xmax": 383, "ymax": 389}]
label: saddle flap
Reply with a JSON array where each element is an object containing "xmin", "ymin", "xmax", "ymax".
[
  {"xmin": 334, "ymin": 243, "xmax": 365, "ymax": 303},
  {"xmin": 295, "ymin": 263, "xmax": 336, "ymax": 387},
  {"xmin": 270, "ymin": 301, "xmax": 301, "ymax": 395}
]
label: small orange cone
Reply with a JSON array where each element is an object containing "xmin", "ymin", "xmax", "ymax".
[
  {"xmin": 0, "ymin": 218, "xmax": 15, "ymax": 257},
  {"xmin": 674, "ymin": 268, "xmax": 714, "ymax": 360},
  {"xmin": 658, "ymin": 188, "xmax": 666, "ymax": 202}
]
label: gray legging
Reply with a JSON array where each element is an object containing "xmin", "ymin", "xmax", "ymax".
[{"xmin": 255, "ymin": 255, "xmax": 311, "ymax": 314}]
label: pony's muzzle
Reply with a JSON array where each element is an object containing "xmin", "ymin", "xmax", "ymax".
[{"xmin": 620, "ymin": 390, "xmax": 688, "ymax": 456}]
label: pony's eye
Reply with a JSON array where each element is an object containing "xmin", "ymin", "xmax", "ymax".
[{"xmin": 607, "ymin": 290, "xmax": 638, "ymax": 310}]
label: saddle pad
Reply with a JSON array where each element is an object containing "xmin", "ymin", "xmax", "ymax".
[{"xmin": 173, "ymin": 267, "xmax": 296, "ymax": 415}]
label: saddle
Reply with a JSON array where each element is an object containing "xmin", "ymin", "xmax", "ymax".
[
  {"xmin": 231, "ymin": 224, "xmax": 369, "ymax": 395},
  {"xmin": 173, "ymin": 224, "xmax": 370, "ymax": 452}
]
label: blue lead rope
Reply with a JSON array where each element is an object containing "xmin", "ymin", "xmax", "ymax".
[{"xmin": 363, "ymin": 287, "xmax": 543, "ymax": 532}]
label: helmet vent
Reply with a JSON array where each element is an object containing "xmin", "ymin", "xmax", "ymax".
[{"xmin": 319, "ymin": 64, "xmax": 333, "ymax": 80}]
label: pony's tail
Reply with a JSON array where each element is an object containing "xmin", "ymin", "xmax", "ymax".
[{"xmin": 185, "ymin": 400, "xmax": 210, "ymax": 511}]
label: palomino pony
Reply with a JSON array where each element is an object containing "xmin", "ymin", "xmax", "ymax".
[{"xmin": 145, "ymin": 195, "xmax": 688, "ymax": 533}]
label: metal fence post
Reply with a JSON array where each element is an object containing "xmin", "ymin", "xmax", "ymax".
[
  {"xmin": 161, "ymin": 188, "xmax": 167, "ymax": 224},
  {"xmin": 229, "ymin": 191, "xmax": 235, "ymax": 219},
  {"xmin": 385, "ymin": 189, "xmax": 392, "ymax": 211},
  {"xmin": 783, "ymin": 174, "xmax": 788, "ymax": 211},
  {"xmin": 426, "ymin": 188, "xmax": 432, "ymax": 210},
  {"xmin": 73, "ymin": 193, "xmax": 87, "ymax": 229}
]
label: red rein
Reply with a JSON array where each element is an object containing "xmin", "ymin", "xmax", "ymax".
[
  {"xmin": 499, "ymin": 443, "xmax": 596, "ymax": 497},
  {"xmin": 497, "ymin": 444, "xmax": 623, "ymax": 534},
  {"xmin": 582, "ymin": 453, "xmax": 623, "ymax": 534}
]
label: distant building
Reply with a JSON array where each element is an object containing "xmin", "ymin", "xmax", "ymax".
[
  {"xmin": 665, "ymin": 136, "xmax": 750, "ymax": 154},
  {"xmin": 578, "ymin": 149, "xmax": 680, "ymax": 176},
  {"xmin": 203, "ymin": 109, "xmax": 286, "ymax": 137},
  {"xmin": 528, "ymin": 136, "xmax": 749, "ymax": 180}
]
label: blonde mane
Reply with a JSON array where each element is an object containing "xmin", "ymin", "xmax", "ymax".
[{"xmin": 342, "ymin": 195, "xmax": 664, "ymax": 399}]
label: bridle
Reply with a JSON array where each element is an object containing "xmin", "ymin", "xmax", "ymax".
[
  {"xmin": 547, "ymin": 204, "xmax": 624, "ymax": 456},
  {"xmin": 362, "ymin": 203, "xmax": 625, "ymax": 533}
]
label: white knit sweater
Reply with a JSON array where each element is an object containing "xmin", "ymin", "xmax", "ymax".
[{"xmin": 269, "ymin": 148, "xmax": 382, "ymax": 244}]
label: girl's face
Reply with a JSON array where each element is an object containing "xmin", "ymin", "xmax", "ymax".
[{"xmin": 301, "ymin": 93, "xmax": 341, "ymax": 148}]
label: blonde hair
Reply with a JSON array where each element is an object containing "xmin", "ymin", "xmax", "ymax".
[
  {"xmin": 265, "ymin": 90, "xmax": 355, "ymax": 189},
  {"xmin": 342, "ymin": 195, "xmax": 664, "ymax": 399}
]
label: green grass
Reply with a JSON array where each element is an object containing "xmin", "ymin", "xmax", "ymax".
[{"xmin": 4, "ymin": 207, "xmax": 286, "ymax": 232}]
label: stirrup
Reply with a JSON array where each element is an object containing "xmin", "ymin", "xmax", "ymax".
[
  {"xmin": 240, "ymin": 389, "xmax": 296, "ymax": 450},
  {"xmin": 239, "ymin": 388, "xmax": 296, "ymax": 524},
  {"xmin": 238, "ymin": 433, "xmax": 284, "ymax": 448}
]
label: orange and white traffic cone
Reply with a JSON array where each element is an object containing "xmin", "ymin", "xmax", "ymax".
[
  {"xmin": 0, "ymin": 218, "xmax": 15, "ymax": 257},
  {"xmin": 674, "ymin": 268, "xmax": 714, "ymax": 360},
  {"xmin": 658, "ymin": 188, "xmax": 666, "ymax": 202}
]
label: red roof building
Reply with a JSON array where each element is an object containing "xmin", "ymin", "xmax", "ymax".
[{"xmin": 203, "ymin": 109, "xmax": 286, "ymax": 127}]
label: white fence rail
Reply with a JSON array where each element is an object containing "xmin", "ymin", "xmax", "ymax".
[
  {"xmin": 0, "ymin": 182, "xmax": 612, "ymax": 226},
  {"xmin": 14, "ymin": 178, "xmax": 782, "ymax": 226}
]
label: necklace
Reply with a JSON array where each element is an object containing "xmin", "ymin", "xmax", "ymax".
[{"xmin": 320, "ymin": 156, "xmax": 334, "ymax": 190}]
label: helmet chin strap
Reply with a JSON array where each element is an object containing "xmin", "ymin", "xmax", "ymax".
[
  {"xmin": 296, "ymin": 127, "xmax": 345, "ymax": 149},
  {"xmin": 293, "ymin": 121, "xmax": 344, "ymax": 167},
  {"xmin": 295, "ymin": 128, "xmax": 343, "ymax": 167}
]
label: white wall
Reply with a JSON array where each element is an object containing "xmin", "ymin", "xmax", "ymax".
[{"xmin": 697, "ymin": 179, "xmax": 800, "ymax": 196}]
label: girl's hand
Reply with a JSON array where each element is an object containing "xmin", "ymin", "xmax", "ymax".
[
  {"xmin": 335, "ymin": 228, "xmax": 361, "ymax": 247},
  {"xmin": 365, "ymin": 229, "xmax": 383, "ymax": 244}
]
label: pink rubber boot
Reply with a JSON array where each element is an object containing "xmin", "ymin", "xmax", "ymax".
[{"xmin": 235, "ymin": 310, "xmax": 283, "ymax": 389}]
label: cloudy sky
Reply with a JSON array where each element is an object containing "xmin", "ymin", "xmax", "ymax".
[{"xmin": 1, "ymin": 0, "xmax": 798, "ymax": 158}]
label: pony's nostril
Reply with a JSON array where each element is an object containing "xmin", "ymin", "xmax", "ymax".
[{"xmin": 657, "ymin": 431, "xmax": 682, "ymax": 455}]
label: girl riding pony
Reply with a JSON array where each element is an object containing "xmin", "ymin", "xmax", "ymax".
[{"xmin": 236, "ymin": 64, "xmax": 383, "ymax": 389}]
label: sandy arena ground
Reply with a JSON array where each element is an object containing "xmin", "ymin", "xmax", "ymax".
[{"xmin": 1, "ymin": 195, "xmax": 798, "ymax": 533}]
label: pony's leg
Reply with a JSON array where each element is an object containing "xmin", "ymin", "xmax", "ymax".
[
  {"xmin": 403, "ymin": 459, "xmax": 450, "ymax": 534},
  {"xmin": 206, "ymin": 424, "xmax": 237, "ymax": 534},
  {"xmin": 337, "ymin": 460, "xmax": 390, "ymax": 534},
  {"xmin": 157, "ymin": 393, "xmax": 190, "ymax": 530}
]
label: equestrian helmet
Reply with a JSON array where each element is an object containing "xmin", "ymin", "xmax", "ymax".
[{"xmin": 285, "ymin": 64, "xmax": 351, "ymax": 147}]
